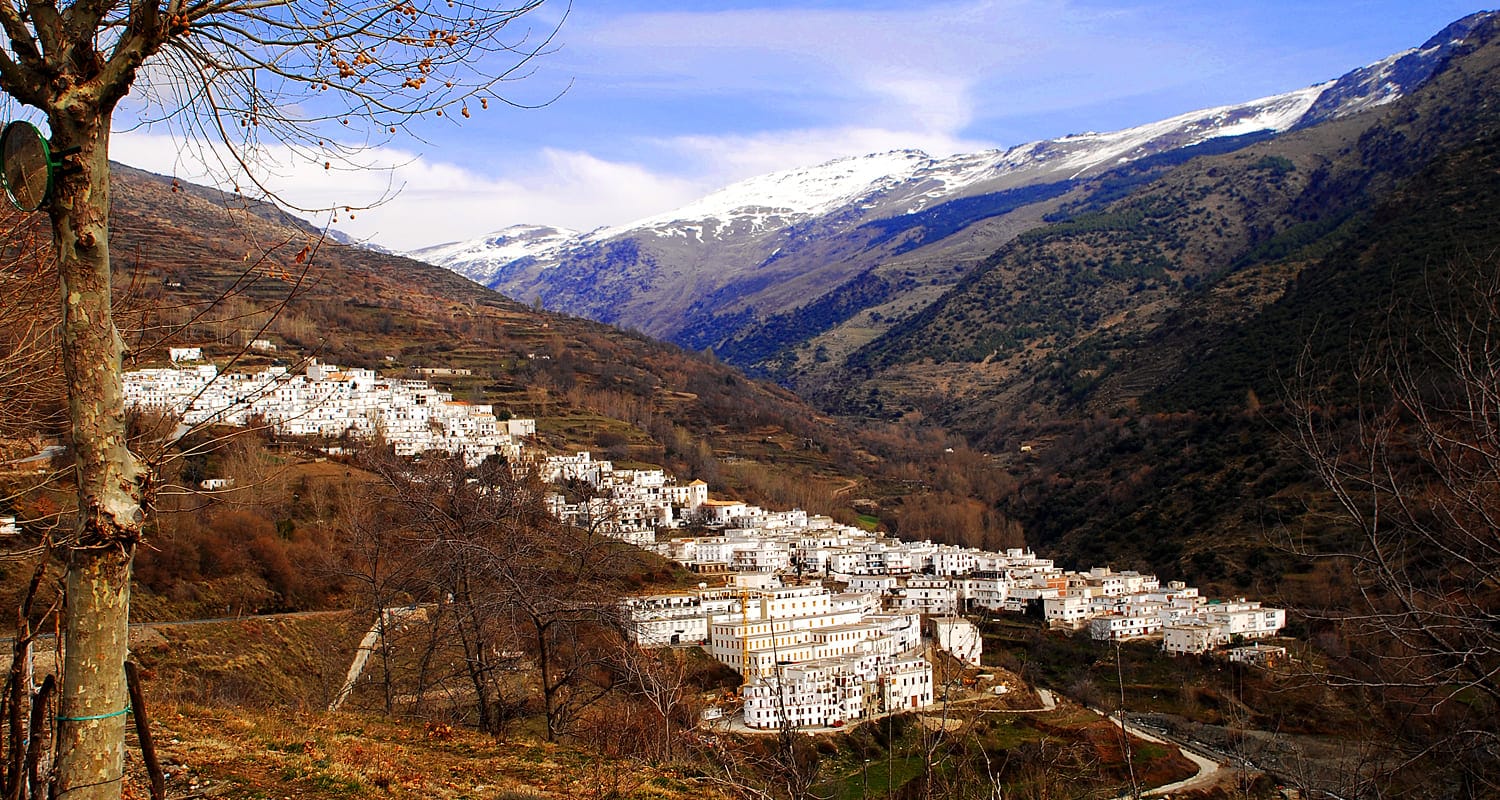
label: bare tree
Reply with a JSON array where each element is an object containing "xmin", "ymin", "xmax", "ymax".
[
  {"xmin": 0, "ymin": 1, "xmax": 554, "ymax": 794},
  {"xmin": 611, "ymin": 643, "xmax": 695, "ymax": 763},
  {"xmin": 704, "ymin": 722, "xmax": 826, "ymax": 800},
  {"xmin": 0, "ymin": 204, "xmax": 65, "ymax": 800},
  {"xmin": 357, "ymin": 449, "xmax": 631, "ymax": 740},
  {"xmin": 1288, "ymin": 257, "xmax": 1500, "ymax": 795},
  {"xmin": 360, "ymin": 450, "xmax": 526, "ymax": 732},
  {"xmin": 506, "ymin": 475, "xmax": 635, "ymax": 741},
  {"xmin": 331, "ymin": 478, "xmax": 423, "ymax": 714},
  {"xmin": 0, "ymin": 560, "xmax": 61, "ymax": 800},
  {"xmin": 0, "ymin": 210, "xmax": 60, "ymax": 450},
  {"xmin": 702, "ymin": 668, "xmax": 826, "ymax": 800}
]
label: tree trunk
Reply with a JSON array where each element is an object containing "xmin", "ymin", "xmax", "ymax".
[
  {"xmin": 377, "ymin": 613, "xmax": 393, "ymax": 715},
  {"xmin": 533, "ymin": 617, "xmax": 557, "ymax": 741},
  {"xmin": 47, "ymin": 107, "xmax": 143, "ymax": 800},
  {"xmin": 452, "ymin": 579, "xmax": 495, "ymax": 733}
]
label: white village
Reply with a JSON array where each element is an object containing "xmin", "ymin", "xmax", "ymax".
[{"xmin": 123, "ymin": 354, "xmax": 1288, "ymax": 732}]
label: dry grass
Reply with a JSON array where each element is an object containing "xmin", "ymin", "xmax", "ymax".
[
  {"xmin": 131, "ymin": 703, "xmax": 725, "ymax": 800},
  {"xmin": 114, "ymin": 613, "xmax": 728, "ymax": 800},
  {"xmin": 131, "ymin": 613, "xmax": 362, "ymax": 711}
]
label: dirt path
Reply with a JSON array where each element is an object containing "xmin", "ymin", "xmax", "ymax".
[
  {"xmin": 830, "ymin": 476, "xmax": 861, "ymax": 497},
  {"xmin": 945, "ymin": 686, "xmax": 1056, "ymax": 714}
]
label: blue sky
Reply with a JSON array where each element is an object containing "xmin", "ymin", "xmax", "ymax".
[{"xmin": 108, "ymin": 0, "xmax": 1491, "ymax": 250}]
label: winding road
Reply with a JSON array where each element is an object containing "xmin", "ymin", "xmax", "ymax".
[{"xmin": 1092, "ymin": 707, "xmax": 1232, "ymax": 798}]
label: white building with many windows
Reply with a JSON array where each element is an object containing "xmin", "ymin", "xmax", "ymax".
[
  {"xmin": 1158, "ymin": 600, "xmax": 1287, "ymax": 654},
  {"xmin": 742, "ymin": 653, "xmax": 933, "ymax": 730},
  {"xmin": 623, "ymin": 579, "xmax": 934, "ymax": 729}
]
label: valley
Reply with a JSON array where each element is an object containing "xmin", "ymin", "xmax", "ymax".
[{"xmin": 0, "ymin": 6, "xmax": 1496, "ymax": 800}]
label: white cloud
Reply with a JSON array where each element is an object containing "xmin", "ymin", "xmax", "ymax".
[
  {"xmin": 562, "ymin": 0, "xmax": 1290, "ymax": 145},
  {"xmin": 548, "ymin": 0, "xmax": 1242, "ymax": 178},
  {"xmin": 319, "ymin": 148, "xmax": 706, "ymax": 250},
  {"xmin": 111, "ymin": 116, "xmax": 995, "ymax": 253},
  {"xmin": 569, "ymin": 2, "xmax": 1006, "ymax": 131},
  {"xmin": 862, "ymin": 74, "xmax": 977, "ymax": 136},
  {"xmin": 110, "ymin": 131, "xmax": 706, "ymax": 251}
]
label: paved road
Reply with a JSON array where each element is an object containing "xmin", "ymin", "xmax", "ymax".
[
  {"xmin": 1115, "ymin": 715, "xmax": 1224, "ymax": 797},
  {"xmin": 1091, "ymin": 706, "xmax": 1235, "ymax": 798}
]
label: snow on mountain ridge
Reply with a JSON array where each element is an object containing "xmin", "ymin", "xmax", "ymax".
[
  {"xmin": 972, "ymin": 83, "xmax": 1328, "ymax": 183},
  {"xmin": 415, "ymin": 12, "xmax": 1487, "ymax": 290},
  {"xmin": 414, "ymin": 84, "xmax": 1353, "ymax": 280},
  {"xmin": 409, "ymin": 224, "xmax": 580, "ymax": 283},
  {"xmin": 809, "ymin": 84, "xmax": 1328, "ymax": 218},
  {"xmin": 588, "ymin": 149, "xmax": 933, "ymax": 242},
  {"xmin": 414, "ymin": 83, "xmax": 1343, "ymax": 280},
  {"xmin": 1300, "ymin": 46, "xmax": 1429, "ymax": 120}
]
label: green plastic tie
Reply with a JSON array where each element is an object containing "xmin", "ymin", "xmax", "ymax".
[{"xmin": 57, "ymin": 705, "xmax": 130, "ymax": 722}]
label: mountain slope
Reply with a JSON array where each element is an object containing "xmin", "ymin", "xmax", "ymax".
[
  {"xmin": 84, "ymin": 164, "xmax": 891, "ymax": 520},
  {"xmin": 416, "ymin": 94, "xmax": 1323, "ymax": 341},
  {"xmin": 809, "ymin": 12, "xmax": 1500, "ymax": 591},
  {"xmin": 412, "ymin": 13, "xmax": 1487, "ymax": 381},
  {"xmin": 833, "ymin": 10, "xmax": 1500, "ymax": 426}
]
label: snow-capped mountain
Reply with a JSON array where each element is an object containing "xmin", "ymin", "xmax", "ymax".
[
  {"xmin": 411, "ymin": 11, "xmax": 1488, "ymax": 355},
  {"xmin": 412, "ymin": 86, "xmax": 1328, "ymax": 279},
  {"xmin": 1297, "ymin": 10, "xmax": 1492, "ymax": 124},
  {"xmin": 596, "ymin": 149, "xmax": 932, "ymax": 241},
  {"xmin": 413, "ymin": 225, "xmax": 580, "ymax": 288}
]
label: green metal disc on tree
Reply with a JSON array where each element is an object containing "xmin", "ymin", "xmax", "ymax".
[{"xmin": 0, "ymin": 121, "xmax": 56, "ymax": 212}]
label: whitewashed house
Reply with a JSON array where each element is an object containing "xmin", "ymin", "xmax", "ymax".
[
  {"xmin": 1163, "ymin": 623, "xmax": 1220, "ymax": 655},
  {"xmin": 933, "ymin": 617, "xmax": 982, "ymax": 666},
  {"xmin": 891, "ymin": 577, "xmax": 960, "ymax": 615}
]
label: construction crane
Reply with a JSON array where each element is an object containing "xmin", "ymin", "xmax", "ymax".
[{"xmin": 740, "ymin": 588, "xmax": 753, "ymax": 682}]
